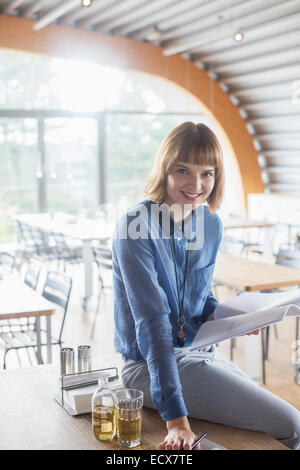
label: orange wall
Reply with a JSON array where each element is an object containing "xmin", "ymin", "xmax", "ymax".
[{"xmin": 0, "ymin": 15, "xmax": 264, "ymax": 205}]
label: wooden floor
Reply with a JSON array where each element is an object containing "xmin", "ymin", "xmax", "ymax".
[{"xmin": 1, "ymin": 261, "xmax": 299, "ymax": 411}]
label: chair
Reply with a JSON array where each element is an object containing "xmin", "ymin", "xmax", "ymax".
[
  {"xmin": 29, "ymin": 226, "xmax": 57, "ymax": 262},
  {"xmin": 52, "ymin": 232, "xmax": 82, "ymax": 271},
  {"xmin": 14, "ymin": 221, "xmax": 37, "ymax": 259},
  {"xmin": 24, "ymin": 258, "xmax": 41, "ymax": 290},
  {"xmin": 220, "ymin": 237, "xmax": 246, "ymax": 258},
  {"xmin": 0, "ymin": 271, "xmax": 72, "ymax": 369},
  {"xmin": 0, "ymin": 258, "xmax": 42, "ymax": 363},
  {"xmin": 21, "ymin": 258, "xmax": 42, "ymax": 332},
  {"xmin": 90, "ymin": 245, "xmax": 113, "ymax": 339},
  {"xmin": 0, "ymin": 251, "xmax": 15, "ymax": 273}
]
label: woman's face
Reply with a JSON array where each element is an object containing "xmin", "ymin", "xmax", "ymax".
[{"xmin": 165, "ymin": 161, "xmax": 215, "ymax": 212}]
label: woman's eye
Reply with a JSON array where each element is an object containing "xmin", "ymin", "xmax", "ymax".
[
  {"xmin": 176, "ymin": 168, "xmax": 188, "ymax": 175},
  {"xmin": 203, "ymin": 172, "xmax": 213, "ymax": 177}
]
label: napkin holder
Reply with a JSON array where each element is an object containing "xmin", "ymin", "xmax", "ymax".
[{"xmin": 55, "ymin": 367, "xmax": 123, "ymax": 416}]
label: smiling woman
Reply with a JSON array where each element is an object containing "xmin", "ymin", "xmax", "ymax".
[{"xmin": 113, "ymin": 121, "xmax": 300, "ymax": 451}]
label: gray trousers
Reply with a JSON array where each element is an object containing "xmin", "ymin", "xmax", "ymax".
[{"xmin": 121, "ymin": 346, "xmax": 300, "ymax": 450}]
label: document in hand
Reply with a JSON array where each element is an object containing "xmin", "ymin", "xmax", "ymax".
[{"xmin": 190, "ymin": 289, "xmax": 300, "ymax": 351}]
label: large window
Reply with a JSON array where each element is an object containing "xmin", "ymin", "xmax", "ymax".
[
  {"xmin": 0, "ymin": 118, "xmax": 38, "ymax": 242},
  {"xmin": 0, "ymin": 48, "xmax": 244, "ymax": 241},
  {"xmin": 106, "ymin": 113, "xmax": 202, "ymax": 207},
  {"xmin": 44, "ymin": 118, "xmax": 98, "ymax": 214}
]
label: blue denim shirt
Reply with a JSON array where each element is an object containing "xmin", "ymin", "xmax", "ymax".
[{"xmin": 112, "ymin": 200, "xmax": 222, "ymax": 421}]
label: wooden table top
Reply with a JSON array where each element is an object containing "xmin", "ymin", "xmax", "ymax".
[
  {"xmin": 223, "ymin": 217, "xmax": 274, "ymax": 230},
  {"xmin": 214, "ymin": 252, "xmax": 300, "ymax": 292},
  {"xmin": 0, "ymin": 278, "xmax": 56, "ymax": 320},
  {"xmin": 0, "ymin": 362, "xmax": 287, "ymax": 450}
]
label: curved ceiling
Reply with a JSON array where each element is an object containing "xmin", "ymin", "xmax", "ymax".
[{"xmin": 1, "ymin": 0, "xmax": 300, "ymax": 195}]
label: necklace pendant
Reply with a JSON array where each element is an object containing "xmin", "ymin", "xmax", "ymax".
[{"xmin": 177, "ymin": 329, "xmax": 186, "ymax": 347}]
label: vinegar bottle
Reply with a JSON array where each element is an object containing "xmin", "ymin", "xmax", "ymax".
[{"xmin": 92, "ymin": 376, "xmax": 116, "ymax": 441}]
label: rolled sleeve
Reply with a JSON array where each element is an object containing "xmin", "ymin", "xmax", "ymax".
[
  {"xmin": 201, "ymin": 292, "xmax": 219, "ymax": 323},
  {"xmin": 156, "ymin": 395, "xmax": 188, "ymax": 421}
]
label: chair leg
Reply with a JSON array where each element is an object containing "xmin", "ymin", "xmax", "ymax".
[
  {"xmin": 261, "ymin": 330, "xmax": 266, "ymax": 385},
  {"xmin": 230, "ymin": 338, "xmax": 236, "ymax": 361},
  {"xmin": 3, "ymin": 349, "xmax": 9, "ymax": 370},
  {"xmin": 90, "ymin": 290, "xmax": 101, "ymax": 339},
  {"xmin": 265, "ymin": 326, "xmax": 270, "ymax": 360},
  {"xmin": 296, "ymin": 317, "xmax": 299, "ymax": 365}
]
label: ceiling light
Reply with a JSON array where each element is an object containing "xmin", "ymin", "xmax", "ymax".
[
  {"xmin": 234, "ymin": 30, "xmax": 244, "ymax": 42},
  {"xmin": 143, "ymin": 25, "xmax": 162, "ymax": 42},
  {"xmin": 82, "ymin": 0, "xmax": 92, "ymax": 7}
]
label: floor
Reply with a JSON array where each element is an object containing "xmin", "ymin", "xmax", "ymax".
[{"xmin": 1, "ymin": 259, "xmax": 299, "ymax": 411}]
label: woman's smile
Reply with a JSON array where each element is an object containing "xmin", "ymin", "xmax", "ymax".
[{"xmin": 180, "ymin": 191, "xmax": 203, "ymax": 201}]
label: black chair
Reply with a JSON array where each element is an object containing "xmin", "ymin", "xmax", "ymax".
[
  {"xmin": 219, "ymin": 237, "xmax": 246, "ymax": 258},
  {"xmin": 52, "ymin": 232, "xmax": 82, "ymax": 271},
  {"xmin": 24, "ymin": 258, "xmax": 41, "ymax": 290},
  {"xmin": 29, "ymin": 226, "xmax": 57, "ymax": 261},
  {"xmin": 0, "ymin": 251, "xmax": 15, "ymax": 273},
  {"xmin": 0, "ymin": 271, "xmax": 72, "ymax": 369},
  {"xmin": 90, "ymin": 245, "xmax": 113, "ymax": 339},
  {"xmin": 0, "ymin": 258, "xmax": 42, "ymax": 362},
  {"xmin": 15, "ymin": 221, "xmax": 37, "ymax": 259}
]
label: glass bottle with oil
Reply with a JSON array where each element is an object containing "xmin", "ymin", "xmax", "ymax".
[{"xmin": 92, "ymin": 376, "xmax": 116, "ymax": 441}]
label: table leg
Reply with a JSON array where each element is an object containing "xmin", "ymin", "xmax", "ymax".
[
  {"xmin": 46, "ymin": 315, "xmax": 52, "ymax": 364},
  {"xmin": 82, "ymin": 240, "xmax": 93, "ymax": 310},
  {"xmin": 35, "ymin": 316, "xmax": 43, "ymax": 365},
  {"xmin": 263, "ymin": 226, "xmax": 275, "ymax": 263},
  {"xmin": 243, "ymin": 334, "xmax": 261, "ymax": 382}
]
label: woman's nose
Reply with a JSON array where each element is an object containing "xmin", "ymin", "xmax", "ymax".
[{"xmin": 188, "ymin": 174, "xmax": 203, "ymax": 192}]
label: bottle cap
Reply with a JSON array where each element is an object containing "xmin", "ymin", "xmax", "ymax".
[{"xmin": 98, "ymin": 375, "xmax": 109, "ymax": 386}]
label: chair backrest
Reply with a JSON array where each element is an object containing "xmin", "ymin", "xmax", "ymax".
[
  {"xmin": 24, "ymin": 258, "xmax": 41, "ymax": 290},
  {"xmin": 52, "ymin": 232, "xmax": 70, "ymax": 255},
  {"xmin": 219, "ymin": 237, "xmax": 245, "ymax": 258},
  {"xmin": 19, "ymin": 223, "xmax": 34, "ymax": 244},
  {"xmin": 92, "ymin": 246, "xmax": 112, "ymax": 271},
  {"xmin": 42, "ymin": 271, "xmax": 72, "ymax": 342},
  {"xmin": 0, "ymin": 251, "xmax": 15, "ymax": 272},
  {"xmin": 275, "ymin": 248, "xmax": 300, "ymax": 270}
]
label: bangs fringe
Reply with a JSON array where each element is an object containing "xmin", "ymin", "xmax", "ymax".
[
  {"xmin": 165, "ymin": 123, "xmax": 222, "ymax": 171},
  {"xmin": 145, "ymin": 122, "xmax": 224, "ymax": 212}
]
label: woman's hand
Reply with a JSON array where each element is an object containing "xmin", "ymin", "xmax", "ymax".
[{"xmin": 158, "ymin": 416, "xmax": 202, "ymax": 450}]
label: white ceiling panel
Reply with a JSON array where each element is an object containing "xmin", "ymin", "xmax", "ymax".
[{"xmin": 1, "ymin": 0, "xmax": 300, "ymax": 193}]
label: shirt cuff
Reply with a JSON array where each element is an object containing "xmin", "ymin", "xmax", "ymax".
[
  {"xmin": 201, "ymin": 295, "xmax": 218, "ymax": 323},
  {"xmin": 155, "ymin": 395, "xmax": 188, "ymax": 421}
]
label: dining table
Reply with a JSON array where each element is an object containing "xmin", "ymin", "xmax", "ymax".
[
  {"xmin": 222, "ymin": 216, "xmax": 275, "ymax": 262},
  {"xmin": 0, "ymin": 360, "xmax": 288, "ymax": 450},
  {"xmin": 213, "ymin": 252, "xmax": 300, "ymax": 381},
  {"xmin": 13, "ymin": 213, "xmax": 114, "ymax": 310},
  {"xmin": 0, "ymin": 277, "xmax": 56, "ymax": 364}
]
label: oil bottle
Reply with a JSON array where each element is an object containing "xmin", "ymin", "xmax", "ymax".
[{"xmin": 92, "ymin": 376, "xmax": 116, "ymax": 441}]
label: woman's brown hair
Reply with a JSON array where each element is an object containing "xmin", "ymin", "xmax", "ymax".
[{"xmin": 144, "ymin": 122, "xmax": 224, "ymax": 213}]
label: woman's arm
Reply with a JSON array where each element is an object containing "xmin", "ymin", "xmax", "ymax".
[{"xmin": 113, "ymin": 214, "xmax": 188, "ymax": 423}]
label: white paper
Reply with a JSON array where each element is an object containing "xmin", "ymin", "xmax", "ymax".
[
  {"xmin": 214, "ymin": 289, "xmax": 300, "ymax": 320},
  {"xmin": 190, "ymin": 290, "xmax": 300, "ymax": 352},
  {"xmin": 60, "ymin": 380, "xmax": 125, "ymax": 415}
]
